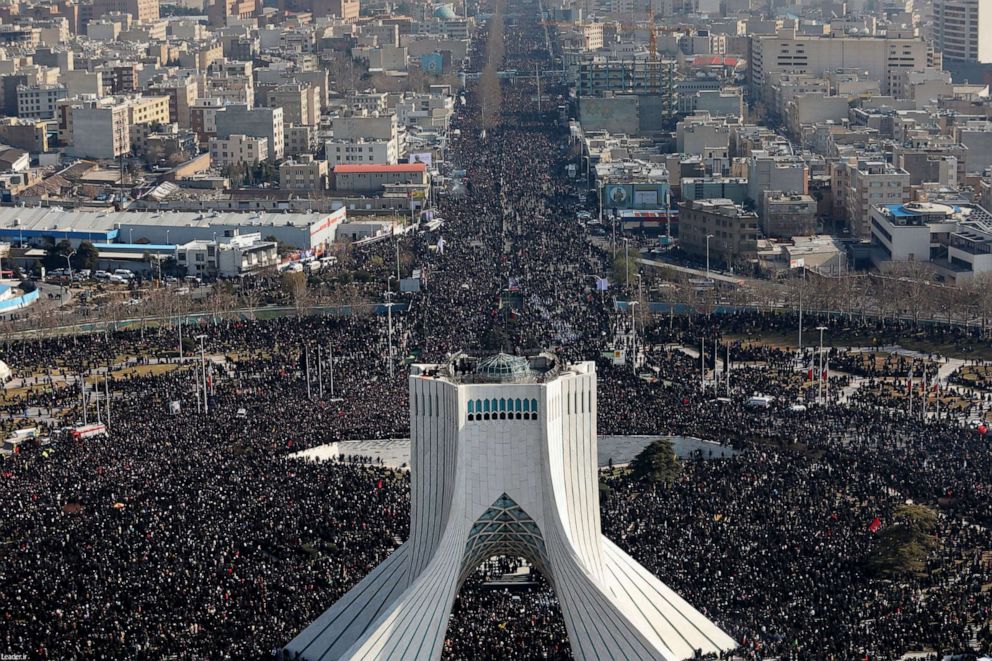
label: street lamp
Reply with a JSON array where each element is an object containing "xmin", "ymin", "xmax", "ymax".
[
  {"xmin": 623, "ymin": 237, "xmax": 630, "ymax": 290},
  {"xmin": 64, "ymin": 249, "xmax": 76, "ymax": 296},
  {"xmin": 629, "ymin": 300, "xmax": 639, "ymax": 374},
  {"xmin": 705, "ymin": 234, "xmax": 714, "ymax": 280},
  {"xmin": 385, "ymin": 280, "xmax": 395, "ymax": 380},
  {"xmin": 196, "ymin": 334, "xmax": 208, "ymax": 414},
  {"xmin": 816, "ymin": 325, "xmax": 827, "ymax": 405}
]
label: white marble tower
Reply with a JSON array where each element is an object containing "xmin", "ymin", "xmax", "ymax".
[{"xmin": 284, "ymin": 353, "xmax": 737, "ymax": 660}]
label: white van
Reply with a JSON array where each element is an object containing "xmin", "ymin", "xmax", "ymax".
[
  {"xmin": 746, "ymin": 395, "xmax": 774, "ymax": 409},
  {"xmin": 113, "ymin": 269, "xmax": 135, "ymax": 280}
]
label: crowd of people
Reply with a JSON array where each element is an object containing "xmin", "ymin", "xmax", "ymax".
[{"xmin": 2, "ymin": 1, "xmax": 992, "ymax": 659}]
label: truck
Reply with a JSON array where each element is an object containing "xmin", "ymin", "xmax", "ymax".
[{"xmin": 69, "ymin": 423, "xmax": 108, "ymax": 440}]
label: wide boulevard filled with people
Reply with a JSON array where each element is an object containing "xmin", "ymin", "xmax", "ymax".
[{"xmin": 2, "ymin": 1, "xmax": 991, "ymax": 660}]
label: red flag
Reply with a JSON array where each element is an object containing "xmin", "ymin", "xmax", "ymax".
[
  {"xmin": 868, "ymin": 517, "xmax": 881, "ymax": 533},
  {"xmin": 377, "ymin": 479, "xmax": 383, "ymax": 489},
  {"xmin": 821, "ymin": 369, "xmax": 827, "ymax": 381},
  {"xmin": 807, "ymin": 368, "xmax": 813, "ymax": 381}
]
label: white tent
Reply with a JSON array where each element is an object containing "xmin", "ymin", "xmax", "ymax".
[{"xmin": 0, "ymin": 360, "xmax": 11, "ymax": 384}]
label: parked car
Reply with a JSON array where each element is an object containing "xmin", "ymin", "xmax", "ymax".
[
  {"xmin": 77, "ymin": 269, "xmax": 91, "ymax": 279},
  {"xmin": 93, "ymin": 270, "xmax": 111, "ymax": 281},
  {"xmin": 107, "ymin": 274, "xmax": 127, "ymax": 284},
  {"xmin": 113, "ymin": 269, "xmax": 135, "ymax": 280}
]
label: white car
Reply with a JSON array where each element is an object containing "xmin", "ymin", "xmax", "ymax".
[
  {"xmin": 113, "ymin": 269, "xmax": 135, "ymax": 280},
  {"xmin": 107, "ymin": 274, "xmax": 127, "ymax": 284},
  {"xmin": 93, "ymin": 270, "xmax": 111, "ymax": 281}
]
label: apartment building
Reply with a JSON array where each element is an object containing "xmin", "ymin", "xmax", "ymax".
[
  {"xmin": 68, "ymin": 99, "xmax": 130, "ymax": 159},
  {"xmin": 91, "ymin": 0, "xmax": 159, "ymax": 22},
  {"xmin": 261, "ymin": 83, "xmax": 321, "ymax": 128},
  {"xmin": 933, "ymin": 0, "xmax": 992, "ymax": 64},
  {"xmin": 214, "ymin": 104, "xmax": 284, "ymax": 159},
  {"xmin": 329, "ymin": 112, "xmax": 402, "ymax": 165},
  {"xmin": 279, "ymin": 155, "xmax": 328, "ymax": 191},
  {"xmin": 209, "ymin": 134, "xmax": 268, "ymax": 168},
  {"xmin": 148, "ymin": 77, "xmax": 197, "ymax": 129},
  {"xmin": 16, "ymin": 84, "xmax": 67, "ymax": 119},
  {"xmin": 761, "ymin": 192, "xmax": 818, "ymax": 238},
  {"xmin": 834, "ymin": 158, "xmax": 911, "ymax": 238},
  {"xmin": 190, "ymin": 97, "xmax": 224, "ymax": 143},
  {"xmin": 679, "ymin": 198, "xmax": 760, "ymax": 266}
]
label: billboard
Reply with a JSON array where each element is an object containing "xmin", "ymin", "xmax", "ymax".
[
  {"xmin": 409, "ymin": 152, "xmax": 433, "ymax": 167},
  {"xmin": 601, "ymin": 183, "xmax": 671, "ymax": 211}
]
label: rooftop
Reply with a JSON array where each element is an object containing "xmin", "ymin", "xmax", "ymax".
[
  {"xmin": 333, "ymin": 163, "xmax": 427, "ymax": 174},
  {"xmin": 412, "ymin": 352, "xmax": 570, "ymax": 385}
]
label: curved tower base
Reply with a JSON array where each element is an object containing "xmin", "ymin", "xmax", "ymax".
[{"xmin": 284, "ymin": 356, "xmax": 737, "ymax": 660}]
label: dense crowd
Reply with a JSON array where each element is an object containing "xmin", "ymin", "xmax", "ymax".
[{"xmin": 2, "ymin": 2, "xmax": 992, "ymax": 660}]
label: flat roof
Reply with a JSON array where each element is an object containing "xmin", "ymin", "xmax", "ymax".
[
  {"xmin": 333, "ymin": 163, "xmax": 427, "ymax": 174},
  {"xmin": 93, "ymin": 242, "xmax": 175, "ymax": 250},
  {"xmin": 0, "ymin": 207, "xmax": 342, "ymax": 233}
]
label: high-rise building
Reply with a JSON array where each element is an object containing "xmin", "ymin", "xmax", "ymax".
[
  {"xmin": 91, "ymin": 0, "xmax": 159, "ymax": 22},
  {"xmin": 285, "ymin": 353, "xmax": 737, "ymax": 660},
  {"xmin": 933, "ymin": 0, "xmax": 992, "ymax": 64},
  {"xmin": 750, "ymin": 28, "xmax": 938, "ymax": 98}
]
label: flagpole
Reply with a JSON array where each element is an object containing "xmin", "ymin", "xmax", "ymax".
[
  {"xmin": 908, "ymin": 370, "xmax": 913, "ymax": 418},
  {"xmin": 725, "ymin": 343, "xmax": 730, "ymax": 396},
  {"xmin": 305, "ymin": 345, "xmax": 312, "ymax": 400},
  {"xmin": 318, "ymin": 345, "xmax": 324, "ymax": 399},
  {"xmin": 922, "ymin": 367, "xmax": 927, "ymax": 420},
  {"xmin": 105, "ymin": 369, "xmax": 111, "ymax": 428},
  {"xmin": 328, "ymin": 344, "xmax": 334, "ymax": 398},
  {"xmin": 700, "ymin": 337, "xmax": 705, "ymax": 393}
]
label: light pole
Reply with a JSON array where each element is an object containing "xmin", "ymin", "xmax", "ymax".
[
  {"xmin": 64, "ymin": 249, "xmax": 76, "ymax": 296},
  {"xmin": 166, "ymin": 229, "xmax": 170, "ymax": 245},
  {"xmin": 196, "ymin": 334, "xmax": 208, "ymax": 414},
  {"xmin": 705, "ymin": 234, "xmax": 714, "ymax": 280},
  {"xmin": 623, "ymin": 237, "xmax": 630, "ymax": 290},
  {"xmin": 385, "ymin": 279, "xmax": 395, "ymax": 379},
  {"xmin": 629, "ymin": 300, "xmax": 638, "ymax": 374},
  {"xmin": 816, "ymin": 325, "xmax": 827, "ymax": 405}
]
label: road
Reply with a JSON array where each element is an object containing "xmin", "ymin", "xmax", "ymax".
[{"xmin": 636, "ymin": 257, "xmax": 749, "ymax": 286}]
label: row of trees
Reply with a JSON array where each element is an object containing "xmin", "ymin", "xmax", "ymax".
[{"xmin": 636, "ymin": 257, "xmax": 992, "ymax": 334}]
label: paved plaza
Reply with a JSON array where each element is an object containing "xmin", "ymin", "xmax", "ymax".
[{"xmin": 291, "ymin": 434, "xmax": 736, "ymax": 468}]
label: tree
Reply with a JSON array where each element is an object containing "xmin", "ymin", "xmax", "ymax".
[
  {"xmin": 865, "ymin": 504, "xmax": 938, "ymax": 577},
  {"xmin": 44, "ymin": 239, "xmax": 73, "ymax": 270},
  {"xmin": 73, "ymin": 241, "xmax": 99, "ymax": 271},
  {"xmin": 282, "ymin": 271, "xmax": 311, "ymax": 316},
  {"xmin": 630, "ymin": 438, "xmax": 681, "ymax": 487},
  {"xmin": 882, "ymin": 261, "xmax": 936, "ymax": 325},
  {"xmin": 611, "ymin": 250, "xmax": 637, "ymax": 290}
]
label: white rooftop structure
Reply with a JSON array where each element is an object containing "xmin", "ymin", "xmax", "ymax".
[{"xmin": 285, "ymin": 353, "xmax": 736, "ymax": 660}]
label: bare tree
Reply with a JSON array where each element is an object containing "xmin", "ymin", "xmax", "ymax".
[{"xmin": 282, "ymin": 272, "xmax": 311, "ymax": 317}]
